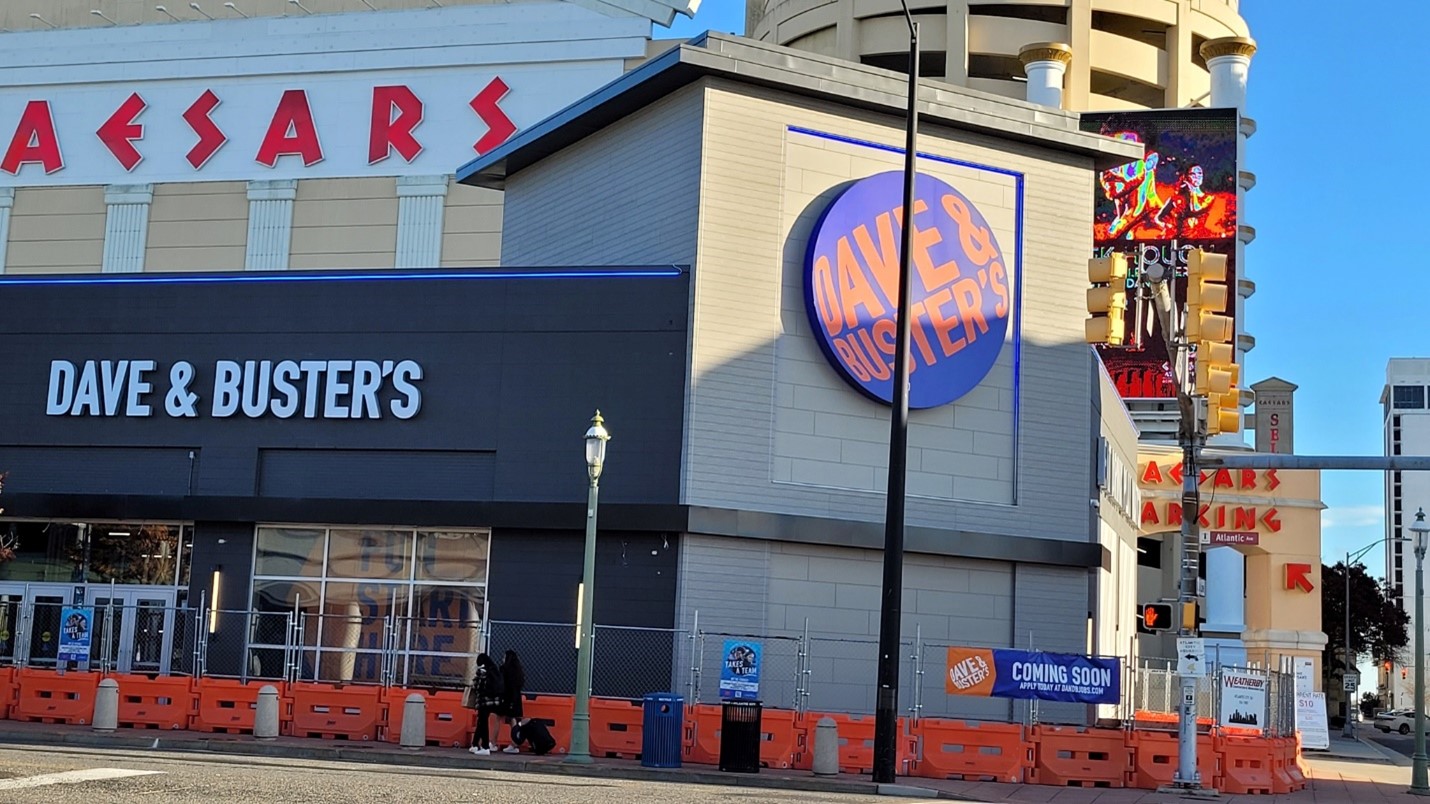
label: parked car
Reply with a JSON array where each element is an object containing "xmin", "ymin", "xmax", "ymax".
[{"xmin": 1375, "ymin": 709, "xmax": 1420, "ymax": 734}]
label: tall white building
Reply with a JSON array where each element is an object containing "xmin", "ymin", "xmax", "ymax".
[{"xmin": 1382, "ymin": 358, "xmax": 1430, "ymax": 708}]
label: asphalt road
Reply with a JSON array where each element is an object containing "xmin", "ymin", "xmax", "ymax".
[
  {"xmin": 0, "ymin": 744, "xmax": 944, "ymax": 804},
  {"xmin": 1366, "ymin": 729, "xmax": 1416, "ymax": 758}
]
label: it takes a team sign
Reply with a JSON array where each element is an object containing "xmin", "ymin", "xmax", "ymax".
[{"xmin": 803, "ymin": 171, "xmax": 1012, "ymax": 409}]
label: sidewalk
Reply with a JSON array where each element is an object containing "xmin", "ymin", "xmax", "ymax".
[{"xmin": 0, "ymin": 719, "xmax": 1419, "ymax": 802}]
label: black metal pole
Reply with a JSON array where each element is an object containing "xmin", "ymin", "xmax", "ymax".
[{"xmin": 872, "ymin": 11, "xmax": 919, "ymax": 786}]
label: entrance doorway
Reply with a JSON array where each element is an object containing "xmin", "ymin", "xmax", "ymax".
[{"xmin": 0, "ymin": 583, "xmax": 178, "ymax": 674}]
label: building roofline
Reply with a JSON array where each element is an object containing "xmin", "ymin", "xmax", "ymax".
[{"xmin": 455, "ymin": 32, "xmax": 1144, "ymax": 189}]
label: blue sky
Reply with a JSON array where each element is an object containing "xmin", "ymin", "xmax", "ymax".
[{"xmin": 659, "ymin": 3, "xmax": 1408, "ymax": 579}]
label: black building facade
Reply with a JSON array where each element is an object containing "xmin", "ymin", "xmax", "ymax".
[{"xmin": 0, "ymin": 266, "xmax": 688, "ymax": 692}]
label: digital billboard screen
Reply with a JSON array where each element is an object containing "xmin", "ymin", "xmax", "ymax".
[{"xmin": 1079, "ymin": 108, "xmax": 1239, "ymax": 400}]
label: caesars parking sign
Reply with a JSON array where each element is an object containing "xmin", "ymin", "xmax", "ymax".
[{"xmin": 804, "ymin": 171, "xmax": 1011, "ymax": 409}]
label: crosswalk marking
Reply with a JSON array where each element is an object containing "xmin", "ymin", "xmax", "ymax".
[{"xmin": 0, "ymin": 768, "xmax": 164, "ymax": 790}]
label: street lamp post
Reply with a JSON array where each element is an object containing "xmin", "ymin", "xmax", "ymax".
[
  {"xmin": 1410, "ymin": 508, "xmax": 1429, "ymax": 794},
  {"xmin": 872, "ymin": 0, "xmax": 919, "ymax": 786},
  {"xmin": 1342, "ymin": 537, "xmax": 1405, "ymax": 739},
  {"xmin": 567, "ymin": 410, "xmax": 610, "ymax": 765}
]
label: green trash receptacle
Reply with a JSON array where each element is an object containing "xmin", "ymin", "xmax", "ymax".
[{"xmin": 719, "ymin": 699, "xmax": 762, "ymax": 773}]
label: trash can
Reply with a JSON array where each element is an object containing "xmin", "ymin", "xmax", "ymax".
[
  {"xmin": 641, "ymin": 693, "xmax": 684, "ymax": 768},
  {"xmin": 718, "ymin": 699, "xmax": 762, "ymax": 773}
]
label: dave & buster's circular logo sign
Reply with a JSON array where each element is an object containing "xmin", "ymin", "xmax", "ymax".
[{"xmin": 803, "ymin": 171, "xmax": 1012, "ymax": 409}]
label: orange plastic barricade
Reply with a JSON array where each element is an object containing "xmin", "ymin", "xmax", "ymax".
[
  {"xmin": 111, "ymin": 674, "xmax": 196, "ymax": 730},
  {"xmin": 381, "ymin": 688, "xmax": 474, "ymax": 748},
  {"xmin": 682, "ymin": 703, "xmax": 722, "ymax": 766},
  {"xmin": 589, "ymin": 697, "xmax": 643, "ymax": 760},
  {"xmin": 287, "ymin": 682, "xmax": 382, "ymax": 741},
  {"xmin": 191, "ymin": 678, "xmax": 280, "ymax": 734},
  {"xmin": 1265, "ymin": 735, "xmax": 1295, "ymax": 794},
  {"xmin": 13, "ymin": 668, "xmax": 100, "ymax": 725},
  {"xmin": 1215, "ymin": 733, "xmax": 1275, "ymax": 795},
  {"xmin": 911, "ymin": 719, "xmax": 1031, "ymax": 783},
  {"xmin": 0, "ymin": 666, "xmax": 14, "ymax": 720},
  {"xmin": 759, "ymin": 708, "xmax": 804, "ymax": 770},
  {"xmin": 1284, "ymin": 735, "xmax": 1307, "ymax": 791},
  {"xmin": 522, "ymin": 695, "xmax": 574, "ymax": 755},
  {"xmin": 791, "ymin": 713, "xmax": 915, "ymax": 775},
  {"xmin": 1125, "ymin": 728, "xmax": 1218, "ymax": 790},
  {"xmin": 1030, "ymin": 725, "xmax": 1129, "ymax": 788}
]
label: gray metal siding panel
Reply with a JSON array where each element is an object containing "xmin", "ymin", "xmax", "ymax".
[
  {"xmin": 500, "ymin": 88, "xmax": 703, "ymax": 267},
  {"xmin": 685, "ymin": 81, "xmax": 1097, "ymax": 551},
  {"xmin": 0, "ymin": 446, "xmax": 192, "ymax": 495},
  {"xmin": 257, "ymin": 449, "xmax": 495, "ymax": 500},
  {"xmin": 1012, "ymin": 563, "xmax": 1093, "ymax": 724}
]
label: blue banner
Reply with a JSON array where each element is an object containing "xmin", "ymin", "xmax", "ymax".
[
  {"xmin": 718, "ymin": 640, "xmax": 761, "ymax": 701},
  {"xmin": 58, "ymin": 606, "xmax": 93, "ymax": 663},
  {"xmin": 989, "ymin": 649, "xmax": 1119, "ymax": 704}
]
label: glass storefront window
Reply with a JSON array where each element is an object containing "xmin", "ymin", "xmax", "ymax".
[
  {"xmin": 0, "ymin": 522, "xmax": 190, "ymax": 586},
  {"xmin": 249, "ymin": 525, "xmax": 490, "ymax": 686},
  {"xmin": 327, "ymin": 530, "xmax": 410, "ymax": 581},
  {"xmin": 415, "ymin": 530, "xmax": 488, "ymax": 583},
  {"xmin": 409, "ymin": 584, "xmax": 485, "ymax": 685},
  {"xmin": 254, "ymin": 527, "xmax": 325, "ymax": 577},
  {"xmin": 86, "ymin": 524, "xmax": 183, "ymax": 585}
]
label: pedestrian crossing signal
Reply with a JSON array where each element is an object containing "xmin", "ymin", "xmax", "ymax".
[{"xmin": 1138, "ymin": 603, "xmax": 1174, "ymax": 634}]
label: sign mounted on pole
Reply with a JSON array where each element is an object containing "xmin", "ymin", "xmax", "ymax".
[{"xmin": 1177, "ymin": 637, "xmax": 1207, "ymax": 678}]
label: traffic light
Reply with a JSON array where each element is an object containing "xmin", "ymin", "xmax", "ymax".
[
  {"xmin": 1085, "ymin": 253, "xmax": 1129, "ymax": 346},
  {"xmin": 1185, "ymin": 249, "xmax": 1233, "ymax": 343},
  {"xmin": 1137, "ymin": 603, "xmax": 1174, "ymax": 634},
  {"xmin": 1186, "ymin": 249, "xmax": 1241, "ymax": 435}
]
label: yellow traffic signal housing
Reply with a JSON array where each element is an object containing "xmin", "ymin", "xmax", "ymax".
[
  {"xmin": 1086, "ymin": 254, "xmax": 1129, "ymax": 346},
  {"xmin": 1194, "ymin": 341, "xmax": 1239, "ymax": 396},
  {"xmin": 1185, "ymin": 250, "xmax": 1233, "ymax": 343},
  {"xmin": 1206, "ymin": 391, "xmax": 1243, "ymax": 435}
]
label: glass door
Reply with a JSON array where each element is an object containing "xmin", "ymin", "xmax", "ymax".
[
  {"xmin": 87, "ymin": 588, "xmax": 176, "ymax": 675},
  {"xmin": 0, "ymin": 583, "xmax": 77, "ymax": 668},
  {"xmin": 0, "ymin": 587, "xmax": 21, "ymax": 665}
]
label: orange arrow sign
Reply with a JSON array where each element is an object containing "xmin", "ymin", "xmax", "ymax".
[{"xmin": 1285, "ymin": 563, "xmax": 1314, "ymax": 593}]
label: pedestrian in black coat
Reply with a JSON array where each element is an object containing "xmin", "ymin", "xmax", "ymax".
[
  {"xmin": 466, "ymin": 653, "xmax": 504, "ymax": 755},
  {"xmin": 496, "ymin": 649, "xmax": 526, "ymax": 752}
]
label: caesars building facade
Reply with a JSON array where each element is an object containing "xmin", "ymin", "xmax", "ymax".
[{"xmin": 0, "ymin": 0, "xmax": 1321, "ymax": 715}]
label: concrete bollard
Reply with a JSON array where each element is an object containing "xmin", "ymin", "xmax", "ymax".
[
  {"xmin": 255, "ymin": 685, "xmax": 280, "ymax": 740},
  {"xmin": 399, "ymin": 693, "xmax": 426, "ymax": 750},
  {"xmin": 92, "ymin": 678, "xmax": 119, "ymax": 732},
  {"xmin": 812, "ymin": 716, "xmax": 838, "ymax": 776}
]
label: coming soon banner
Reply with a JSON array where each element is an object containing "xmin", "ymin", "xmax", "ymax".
[{"xmin": 946, "ymin": 647, "xmax": 1120, "ymax": 705}]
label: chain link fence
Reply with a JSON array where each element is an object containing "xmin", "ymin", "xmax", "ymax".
[
  {"xmin": 1129, "ymin": 657, "xmax": 1298, "ymax": 737},
  {"xmin": 0, "ymin": 597, "xmax": 1300, "ymax": 736}
]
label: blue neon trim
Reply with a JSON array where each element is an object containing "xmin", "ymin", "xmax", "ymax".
[
  {"xmin": 788, "ymin": 126, "xmax": 1026, "ymax": 178},
  {"xmin": 1011, "ymin": 175, "xmax": 1025, "ymax": 504},
  {"xmin": 0, "ymin": 266, "xmax": 686, "ymax": 287},
  {"xmin": 787, "ymin": 124, "xmax": 1027, "ymax": 502}
]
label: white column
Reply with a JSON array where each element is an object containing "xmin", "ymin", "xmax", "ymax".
[
  {"xmin": 1202, "ymin": 37, "xmax": 1256, "ymax": 110},
  {"xmin": 101, "ymin": 184, "xmax": 154, "ymax": 274},
  {"xmin": 245, "ymin": 179, "xmax": 298, "ymax": 271},
  {"xmin": 1201, "ymin": 37, "xmax": 1257, "ymax": 660},
  {"xmin": 395, "ymin": 175, "xmax": 449, "ymax": 269},
  {"xmin": 0, "ymin": 188, "xmax": 12, "ymax": 274},
  {"xmin": 1017, "ymin": 43, "xmax": 1073, "ymax": 109}
]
